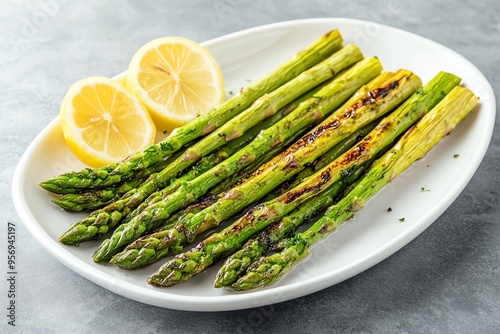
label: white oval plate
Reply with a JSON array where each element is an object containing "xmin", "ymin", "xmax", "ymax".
[{"xmin": 12, "ymin": 18, "xmax": 495, "ymax": 311}]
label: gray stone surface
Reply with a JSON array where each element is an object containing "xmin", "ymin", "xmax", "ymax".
[{"xmin": 1, "ymin": 0, "xmax": 499, "ymax": 333}]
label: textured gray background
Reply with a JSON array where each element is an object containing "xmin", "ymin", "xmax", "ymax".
[{"xmin": 1, "ymin": 0, "xmax": 499, "ymax": 333}]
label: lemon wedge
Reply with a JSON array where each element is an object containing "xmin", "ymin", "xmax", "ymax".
[
  {"xmin": 126, "ymin": 37, "xmax": 225, "ymax": 132},
  {"xmin": 59, "ymin": 76, "xmax": 156, "ymax": 167}
]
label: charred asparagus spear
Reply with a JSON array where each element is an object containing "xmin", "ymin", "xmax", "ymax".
[
  {"xmin": 213, "ymin": 163, "xmax": 368, "ymax": 287},
  {"xmin": 231, "ymin": 85, "xmax": 478, "ymax": 290},
  {"xmin": 93, "ymin": 55, "xmax": 380, "ymax": 261},
  {"xmin": 59, "ymin": 42, "xmax": 361, "ymax": 245},
  {"xmin": 52, "ymin": 178, "xmax": 143, "ymax": 212},
  {"xmin": 261, "ymin": 72, "xmax": 394, "ymax": 201},
  {"xmin": 146, "ymin": 69, "xmax": 427, "ymax": 287},
  {"xmin": 40, "ymin": 31, "xmax": 343, "ymax": 194},
  {"xmin": 122, "ymin": 75, "xmax": 338, "ymax": 223},
  {"xmin": 110, "ymin": 72, "xmax": 392, "ymax": 269},
  {"xmin": 51, "ymin": 146, "xmax": 190, "ymax": 211}
]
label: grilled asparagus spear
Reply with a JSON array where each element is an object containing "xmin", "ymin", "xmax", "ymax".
[
  {"xmin": 232, "ymin": 85, "xmax": 477, "ymax": 290},
  {"xmin": 59, "ymin": 42, "xmax": 361, "ymax": 245},
  {"xmin": 41, "ymin": 30, "xmax": 343, "ymax": 194},
  {"xmin": 92, "ymin": 55, "xmax": 380, "ymax": 261},
  {"xmin": 147, "ymin": 70, "xmax": 431, "ymax": 287},
  {"xmin": 110, "ymin": 71, "xmax": 392, "ymax": 269}
]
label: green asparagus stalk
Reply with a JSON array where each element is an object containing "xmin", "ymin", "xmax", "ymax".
[
  {"xmin": 59, "ymin": 42, "xmax": 361, "ymax": 245},
  {"xmin": 52, "ymin": 178, "xmax": 143, "ymax": 212},
  {"xmin": 89, "ymin": 59, "xmax": 348, "ymax": 233},
  {"xmin": 232, "ymin": 84, "xmax": 478, "ymax": 290},
  {"xmin": 46, "ymin": 148, "xmax": 186, "ymax": 196},
  {"xmin": 109, "ymin": 90, "xmax": 329, "ymax": 269},
  {"xmin": 120, "ymin": 99, "xmax": 297, "ymax": 223},
  {"xmin": 51, "ymin": 148, "xmax": 188, "ymax": 211},
  {"xmin": 215, "ymin": 116, "xmax": 400, "ymax": 286},
  {"xmin": 110, "ymin": 196, "xmax": 217, "ymax": 269},
  {"xmin": 57, "ymin": 101, "xmax": 280, "ymax": 237},
  {"xmin": 213, "ymin": 162, "xmax": 368, "ymax": 287},
  {"xmin": 54, "ymin": 71, "xmax": 391, "ymax": 208},
  {"xmin": 268, "ymin": 120, "xmax": 375, "ymax": 199},
  {"xmin": 109, "ymin": 128, "xmax": 304, "ymax": 269},
  {"xmin": 59, "ymin": 44, "xmax": 362, "ymax": 244},
  {"xmin": 221, "ymin": 72, "xmax": 394, "ymax": 201},
  {"xmin": 41, "ymin": 166, "xmax": 116, "ymax": 195},
  {"xmin": 148, "ymin": 72, "xmax": 463, "ymax": 288},
  {"xmin": 123, "ymin": 75, "xmax": 337, "ymax": 223},
  {"xmin": 203, "ymin": 76, "xmax": 345, "ymax": 197},
  {"xmin": 92, "ymin": 55, "xmax": 379, "ymax": 261},
  {"xmin": 132, "ymin": 142, "xmax": 277, "ymax": 239},
  {"xmin": 110, "ymin": 73, "xmax": 390, "ymax": 270},
  {"xmin": 204, "ymin": 122, "xmax": 306, "ymax": 198},
  {"xmin": 265, "ymin": 72, "xmax": 395, "ymax": 200},
  {"xmin": 52, "ymin": 142, "xmax": 196, "ymax": 209},
  {"xmin": 40, "ymin": 31, "xmax": 343, "ymax": 195},
  {"xmin": 153, "ymin": 195, "xmax": 219, "ymax": 232},
  {"xmin": 146, "ymin": 69, "xmax": 426, "ymax": 287},
  {"xmin": 110, "ymin": 121, "xmax": 311, "ymax": 269}
]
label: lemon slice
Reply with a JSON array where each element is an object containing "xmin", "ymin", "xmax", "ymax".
[
  {"xmin": 126, "ymin": 37, "xmax": 225, "ymax": 132},
  {"xmin": 60, "ymin": 76, "xmax": 156, "ymax": 167}
]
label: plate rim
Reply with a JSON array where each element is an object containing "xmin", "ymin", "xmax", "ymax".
[{"xmin": 12, "ymin": 17, "xmax": 496, "ymax": 311}]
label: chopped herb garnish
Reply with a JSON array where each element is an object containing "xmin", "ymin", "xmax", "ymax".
[
  {"xmin": 454, "ymin": 154, "xmax": 459, "ymax": 159},
  {"xmin": 229, "ymin": 91, "xmax": 234, "ymax": 95},
  {"xmin": 420, "ymin": 186, "xmax": 430, "ymax": 192},
  {"xmin": 399, "ymin": 217, "xmax": 406, "ymax": 222},
  {"xmin": 163, "ymin": 130, "xmax": 168, "ymax": 135}
]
